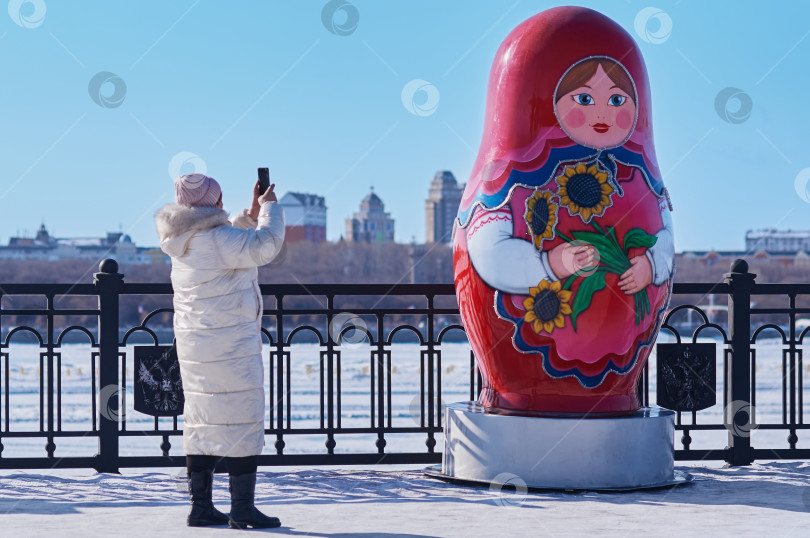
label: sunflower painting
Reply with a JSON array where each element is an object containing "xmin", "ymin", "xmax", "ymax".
[
  {"xmin": 524, "ymin": 190, "xmax": 558, "ymax": 249},
  {"xmin": 556, "ymin": 163, "xmax": 614, "ymax": 222},
  {"xmin": 522, "ymin": 279, "xmax": 572, "ymax": 334}
]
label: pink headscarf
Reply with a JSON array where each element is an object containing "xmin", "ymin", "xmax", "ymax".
[
  {"xmin": 460, "ymin": 6, "xmax": 660, "ymax": 209},
  {"xmin": 174, "ymin": 174, "xmax": 222, "ymax": 207}
]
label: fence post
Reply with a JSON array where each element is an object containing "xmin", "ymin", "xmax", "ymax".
[
  {"xmin": 723, "ymin": 258, "xmax": 755, "ymax": 466},
  {"xmin": 94, "ymin": 259, "xmax": 123, "ymax": 473}
]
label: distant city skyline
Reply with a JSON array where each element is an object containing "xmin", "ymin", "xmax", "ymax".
[
  {"xmin": 1, "ymin": 1, "xmax": 809, "ymax": 251},
  {"xmin": 6, "ymin": 212, "xmax": 810, "ymax": 254},
  {"xmin": 0, "ymin": 222, "xmax": 161, "ymax": 264}
]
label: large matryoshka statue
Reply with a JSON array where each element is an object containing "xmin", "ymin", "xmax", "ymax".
[{"xmin": 454, "ymin": 6, "xmax": 674, "ymax": 415}]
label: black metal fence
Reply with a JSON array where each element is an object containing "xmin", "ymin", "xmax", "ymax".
[
  {"xmin": 656, "ymin": 259, "xmax": 810, "ymax": 465},
  {"xmin": 0, "ymin": 258, "xmax": 808, "ymax": 472}
]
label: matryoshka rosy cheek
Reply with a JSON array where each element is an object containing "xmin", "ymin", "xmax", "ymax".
[
  {"xmin": 605, "ymin": 99, "xmax": 636, "ymax": 146},
  {"xmin": 556, "ymin": 95, "xmax": 593, "ymax": 142},
  {"xmin": 615, "ymin": 106, "xmax": 634, "ymax": 130},
  {"xmin": 558, "ymin": 104, "xmax": 587, "ymax": 129}
]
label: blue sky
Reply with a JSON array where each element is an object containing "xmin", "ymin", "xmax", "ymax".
[{"xmin": 1, "ymin": 0, "xmax": 808, "ymax": 252}]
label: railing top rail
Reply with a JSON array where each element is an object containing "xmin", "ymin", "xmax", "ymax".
[
  {"xmin": 3, "ymin": 281, "xmax": 806, "ymax": 298},
  {"xmin": 0, "ymin": 283, "xmax": 98, "ymax": 295},
  {"xmin": 3, "ymin": 281, "xmax": 808, "ymax": 299},
  {"xmin": 119, "ymin": 283, "xmax": 173, "ymax": 295},
  {"xmin": 656, "ymin": 282, "xmax": 810, "ymax": 296},
  {"xmin": 122, "ymin": 282, "xmax": 458, "ymax": 296},
  {"xmin": 749, "ymin": 283, "xmax": 810, "ymax": 295},
  {"xmin": 672, "ymin": 282, "xmax": 730, "ymax": 294}
]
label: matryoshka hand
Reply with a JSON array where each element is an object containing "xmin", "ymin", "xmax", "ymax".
[
  {"xmin": 618, "ymin": 256, "xmax": 653, "ymax": 295},
  {"xmin": 548, "ymin": 242, "xmax": 597, "ymax": 279}
]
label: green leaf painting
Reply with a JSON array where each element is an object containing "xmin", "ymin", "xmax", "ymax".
[
  {"xmin": 569, "ymin": 269, "xmax": 606, "ymax": 331},
  {"xmin": 623, "ymin": 228, "xmax": 658, "ymax": 250},
  {"xmin": 560, "ymin": 222, "xmax": 657, "ymax": 331}
]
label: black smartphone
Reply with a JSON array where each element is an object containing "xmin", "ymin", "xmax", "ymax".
[{"xmin": 257, "ymin": 167, "xmax": 270, "ymax": 195}]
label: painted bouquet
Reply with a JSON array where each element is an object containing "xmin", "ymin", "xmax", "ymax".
[{"xmin": 557, "ymin": 221, "xmax": 657, "ymax": 330}]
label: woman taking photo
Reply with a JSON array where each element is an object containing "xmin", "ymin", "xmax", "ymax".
[{"xmin": 155, "ymin": 173, "xmax": 285, "ymax": 529}]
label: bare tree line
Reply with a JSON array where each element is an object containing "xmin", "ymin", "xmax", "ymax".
[
  {"xmin": 0, "ymin": 241, "xmax": 455, "ymax": 336},
  {"xmin": 1, "ymin": 246, "xmax": 806, "ymax": 338}
]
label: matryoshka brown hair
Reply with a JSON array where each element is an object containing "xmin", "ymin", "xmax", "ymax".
[{"xmin": 555, "ymin": 57, "xmax": 636, "ymax": 104}]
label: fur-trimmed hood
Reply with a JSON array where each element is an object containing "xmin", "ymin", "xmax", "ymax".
[{"xmin": 154, "ymin": 204, "xmax": 229, "ymax": 258}]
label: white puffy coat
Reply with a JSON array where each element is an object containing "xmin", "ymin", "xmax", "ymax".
[{"xmin": 154, "ymin": 201, "xmax": 285, "ymax": 457}]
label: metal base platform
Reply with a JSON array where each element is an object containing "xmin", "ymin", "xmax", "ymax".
[
  {"xmin": 424, "ymin": 465, "xmax": 693, "ymax": 493},
  {"xmin": 439, "ymin": 402, "xmax": 688, "ymax": 491}
]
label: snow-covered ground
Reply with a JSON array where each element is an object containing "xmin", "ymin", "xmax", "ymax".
[{"xmin": 1, "ymin": 462, "xmax": 809, "ymax": 536}]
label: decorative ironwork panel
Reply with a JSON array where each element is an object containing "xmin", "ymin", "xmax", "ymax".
[
  {"xmin": 134, "ymin": 345, "xmax": 184, "ymax": 417},
  {"xmin": 656, "ymin": 343, "xmax": 716, "ymax": 412}
]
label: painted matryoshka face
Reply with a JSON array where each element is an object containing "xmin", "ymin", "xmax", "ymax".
[{"xmin": 555, "ymin": 63, "xmax": 637, "ymax": 150}]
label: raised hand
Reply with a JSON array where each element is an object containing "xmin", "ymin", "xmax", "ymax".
[
  {"xmin": 259, "ymin": 182, "xmax": 277, "ymax": 204},
  {"xmin": 249, "ymin": 181, "xmax": 262, "ymax": 220},
  {"xmin": 249, "ymin": 181, "xmax": 278, "ymax": 220}
]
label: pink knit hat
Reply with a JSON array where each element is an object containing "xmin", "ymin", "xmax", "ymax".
[{"xmin": 174, "ymin": 174, "xmax": 222, "ymax": 207}]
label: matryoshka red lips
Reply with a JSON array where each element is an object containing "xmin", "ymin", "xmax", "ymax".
[{"xmin": 592, "ymin": 123, "xmax": 610, "ymax": 133}]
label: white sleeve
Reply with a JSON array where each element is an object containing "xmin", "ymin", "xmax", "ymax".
[
  {"xmin": 231, "ymin": 209, "xmax": 258, "ymax": 230},
  {"xmin": 466, "ymin": 207, "xmax": 554, "ymax": 294},
  {"xmin": 214, "ymin": 201, "xmax": 286, "ymax": 268},
  {"xmin": 645, "ymin": 205, "xmax": 674, "ymax": 286}
]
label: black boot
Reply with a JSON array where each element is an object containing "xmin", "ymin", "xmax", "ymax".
[
  {"xmin": 187, "ymin": 469, "xmax": 230, "ymax": 527},
  {"xmin": 228, "ymin": 472, "xmax": 281, "ymax": 529}
]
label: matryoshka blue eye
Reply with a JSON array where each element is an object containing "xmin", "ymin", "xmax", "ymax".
[
  {"xmin": 608, "ymin": 95, "xmax": 627, "ymax": 106},
  {"xmin": 572, "ymin": 93, "xmax": 594, "ymax": 106}
]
